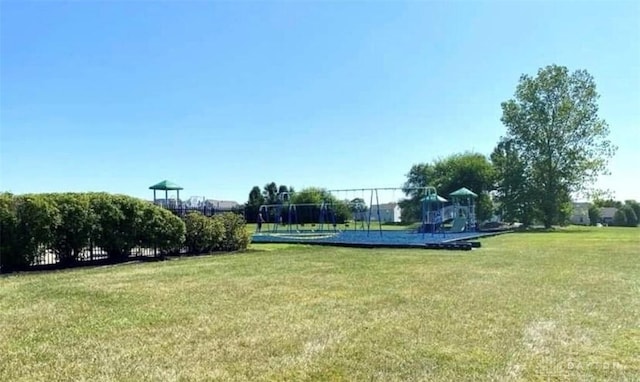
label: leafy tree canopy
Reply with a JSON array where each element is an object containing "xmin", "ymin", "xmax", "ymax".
[
  {"xmin": 401, "ymin": 152, "xmax": 496, "ymax": 222},
  {"xmin": 496, "ymin": 64, "xmax": 616, "ymax": 227}
]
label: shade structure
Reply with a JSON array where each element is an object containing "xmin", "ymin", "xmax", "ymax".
[
  {"xmin": 449, "ymin": 187, "xmax": 477, "ymax": 232},
  {"xmin": 421, "ymin": 194, "xmax": 448, "ymax": 203},
  {"xmin": 149, "ymin": 180, "xmax": 183, "ymax": 205},
  {"xmin": 449, "ymin": 187, "xmax": 478, "ymax": 198},
  {"xmin": 149, "ymin": 180, "xmax": 184, "ymax": 191}
]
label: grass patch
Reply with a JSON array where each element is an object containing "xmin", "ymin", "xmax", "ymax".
[{"xmin": 1, "ymin": 227, "xmax": 638, "ymax": 381}]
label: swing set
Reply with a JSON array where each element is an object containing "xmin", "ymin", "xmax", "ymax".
[{"xmin": 252, "ymin": 186, "xmax": 492, "ymax": 250}]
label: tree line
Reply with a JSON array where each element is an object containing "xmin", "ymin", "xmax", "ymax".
[
  {"xmin": 244, "ymin": 64, "xmax": 626, "ymax": 229},
  {"xmin": 589, "ymin": 199, "xmax": 640, "ymax": 227},
  {"xmin": 244, "ymin": 183, "xmax": 354, "ymax": 224}
]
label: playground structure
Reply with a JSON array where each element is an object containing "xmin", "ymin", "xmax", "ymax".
[
  {"xmin": 148, "ymin": 179, "xmax": 244, "ymax": 217},
  {"xmin": 252, "ymin": 186, "xmax": 493, "ymax": 250},
  {"xmin": 420, "ymin": 187, "xmax": 478, "ymax": 234}
]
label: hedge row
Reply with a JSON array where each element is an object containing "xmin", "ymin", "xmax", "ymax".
[
  {"xmin": 0, "ymin": 192, "xmax": 250, "ymax": 272},
  {"xmin": 183, "ymin": 212, "xmax": 250, "ymax": 253}
]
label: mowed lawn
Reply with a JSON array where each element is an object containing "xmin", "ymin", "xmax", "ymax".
[{"xmin": 1, "ymin": 228, "xmax": 638, "ymax": 381}]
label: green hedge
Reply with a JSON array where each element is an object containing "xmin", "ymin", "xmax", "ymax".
[
  {"xmin": 0, "ymin": 192, "xmax": 251, "ymax": 272},
  {"xmin": 184, "ymin": 211, "xmax": 250, "ymax": 253},
  {"xmin": 0, "ymin": 192, "xmax": 186, "ymax": 271},
  {"xmin": 1, "ymin": 193, "xmax": 59, "ymax": 269},
  {"xmin": 184, "ymin": 212, "xmax": 224, "ymax": 253},
  {"xmin": 217, "ymin": 212, "xmax": 251, "ymax": 251}
]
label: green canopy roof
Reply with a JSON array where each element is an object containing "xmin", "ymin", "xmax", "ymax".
[
  {"xmin": 149, "ymin": 180, "xmax": 183, "ymax": 191},
  {"xmin": 421, "ymin": 194, "xmax": 448, "ymax": 203},
  {"xmin": 449, "ymin": 187, "xmax": 478, "ymax": 198}
]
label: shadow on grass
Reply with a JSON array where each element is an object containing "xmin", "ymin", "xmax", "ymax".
[
  {"xmin": 1, "ymin": 256, "xmax": 164, "ymax": 276},
  {"xmin": 512, "ymin": 226, "xmax": 598, "ymax": 234},
  {"xmin": 0, "ymin": 250, "xmax": 251, "ymax": 276}
]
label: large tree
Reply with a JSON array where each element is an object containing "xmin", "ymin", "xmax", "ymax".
[
  {"xmin": 401, "ymin": 152, "xmax": 496, "ymax": 222},
  {"xmin": 490, "ymin": 139, "xmax": 537, "ymax": 225},
  {"xmin": 262, "ymin": 182, "xmax": 280, "ymax": 205},
  {"xmin": 244, "ymin": 182, "xmax": 294, "ymax": 222},
  {"xmin": 244, "ymin": 186, "xmax": 265, "ymax": 223},
  {"xmin": 498, "ymin": 64, "xmax": 616, "ymax": 228},
  {"xmin": 290, "ymin": 187, "xmax": 351, "ymax": 224}
]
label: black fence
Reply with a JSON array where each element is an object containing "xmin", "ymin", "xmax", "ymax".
[
  {"xmin": 0, "ymin": 244, "xmax": 193, "ymax": 273},
  {"xmin": 0, "ymin": 205, "xmax": 248, "ymax": 274}
]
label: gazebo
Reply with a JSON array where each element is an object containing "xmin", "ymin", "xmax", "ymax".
[
  {"xmin": 449, "ymin": 187, "xmax": 478, "ymax": 230},
  {"xmin": 149, "ymin": 180, "xmax": 183, "ymax": 207}
]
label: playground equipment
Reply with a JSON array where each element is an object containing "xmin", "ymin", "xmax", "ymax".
[
  {"xmin": 449, "ymin": 187, "xmax": 478, "ymax": 232},
  {"xmin": 420, "ymin": 193, "xmax": 448, "ymax": 233},
  {"xmin": 251, "ymin": 186, "xmax": 497, "ymax": 250},
  {"xmin": 257, "ymin": 186, "xmax": 438, "ymax": 235}
]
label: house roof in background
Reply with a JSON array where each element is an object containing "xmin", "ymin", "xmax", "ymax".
[
  {"xmin": 600, "ymin": 207, "xmax": 617, "ymax": 219},
  {"xmin": 206, "ymin": 199, "xmax": 240, "ymax": 209}
]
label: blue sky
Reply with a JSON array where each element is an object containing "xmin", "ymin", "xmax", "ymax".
[{"xmin": 1, "ymin": 1, "xmax": 638, "ymax": 203}]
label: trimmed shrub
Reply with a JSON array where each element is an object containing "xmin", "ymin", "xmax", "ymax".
[
  {"xmin": 49, "ymin": 193, "xmax": 94, "ymax": 265},
  {"xmin": 0, "ymin": 193, "xmax": 18, "ymax": 270},
  {"xmin": 215, "ymin": 212, "xmax": 251, "ymax": 252},
  {"xmin": 89, "ymin": 193, "xmax": 129, "ymax": 259},
  {"xmin": 141, "ymin": 204, "xmax": 186, "ymax": 254},
  {"xmin": 588, "ymin": 205, "xmax": 601, "ymax": 226},
  {"xmin": 0, "ymin": 191, "xmax": 252, "ymax": 271},
  {"xmin": 184, "ymin": 212, "xmax": 224, "ymax": 254},
  {"xmin": 1, "ymin": 194, "xmax": 60, "ymax": 270}
]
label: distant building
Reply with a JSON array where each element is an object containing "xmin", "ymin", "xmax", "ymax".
[
  {"xmin": 205, "ymin": 199, "xmax": 241, "ymax": 211},
  {"xmin": 153, "ymin": 198, "xmax": 179, "ymax": 208},
  {"xmin": 599, "ymin": 207, "xmax": 617, "ymax": 225},
  {"xmin": 570, "ymin": 202, "xmax": 591, "ymax": 225},
  {"xmin": 368, "ymin": 203, "xmax": 402, "ymax": 223},
  {"xmin": 570, "ymin": 204, "xmax": 618, "ymax": 226}
]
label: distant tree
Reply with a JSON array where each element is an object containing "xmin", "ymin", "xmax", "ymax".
[
  {"xmin": 624, "ymin": 200, "xmax": 640, "ymax": 225},
  {"xmin": 262, "ymin": 182, "xmax": 279, "ymax": 205},
  {"xmin": 588, "ymin": 205, "xmax": 601, "ymax": 226},
  {"xmin": 349, "ymin": 198, "xmax": 368, "ymax": 222},
  {"xmin": 593, "ymin": 198, "xmax": 623, "ymax": 208},
  {"xmin": 278, "ymin": 185, "xmax": 291, "ymax": 200},
  {"xmin": 291, "ymin": 187, "xmax": 351, "ymax": 224},
  {"xmin": 399, "ymin": 199, "xmax": 421, "ymax": 224},
  {"xmin": 244, "ymin": 182, "xmax": 294, "ymax": 223},
  {"xmin": 402, "ymin": 152, "xmax": 496, "ymax": 223},
  {"xmin": 349, "ymin": 198, "xmax": 367, "ymax": 211},
  {"xmin": 621, "ymin": 205, "xmax": 638, "ymax": 227},
  {"xmin": 245, "ymin": 186, "xmax": 265, "ymax": 223},
  {"xmin": 498, "ymin": 64, "xmax": 617, "ymax": 228},
  {"xmin": 613, "ymin": 209, "xmax": 627, "ymax": 226},
  {"xmin": 491, "ymin": 139, "xmax": 536, "ymax": 225},
  {"xmin": 291, "ymin": 187, "xmax": 328, "ymax": 205}
]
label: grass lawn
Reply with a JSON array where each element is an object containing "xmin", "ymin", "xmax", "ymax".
[{"xmin": 1, "ymin": 227, "xmax": 638, "ymax": 381}]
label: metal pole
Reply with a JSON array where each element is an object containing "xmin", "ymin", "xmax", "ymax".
[
  {"xmin": 367, "ymin": 189, "xmax": 374, "ymax": 236},
  {"xmin": 375, "ymin": 188, "xmax": 382, "ymax": 237}
]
